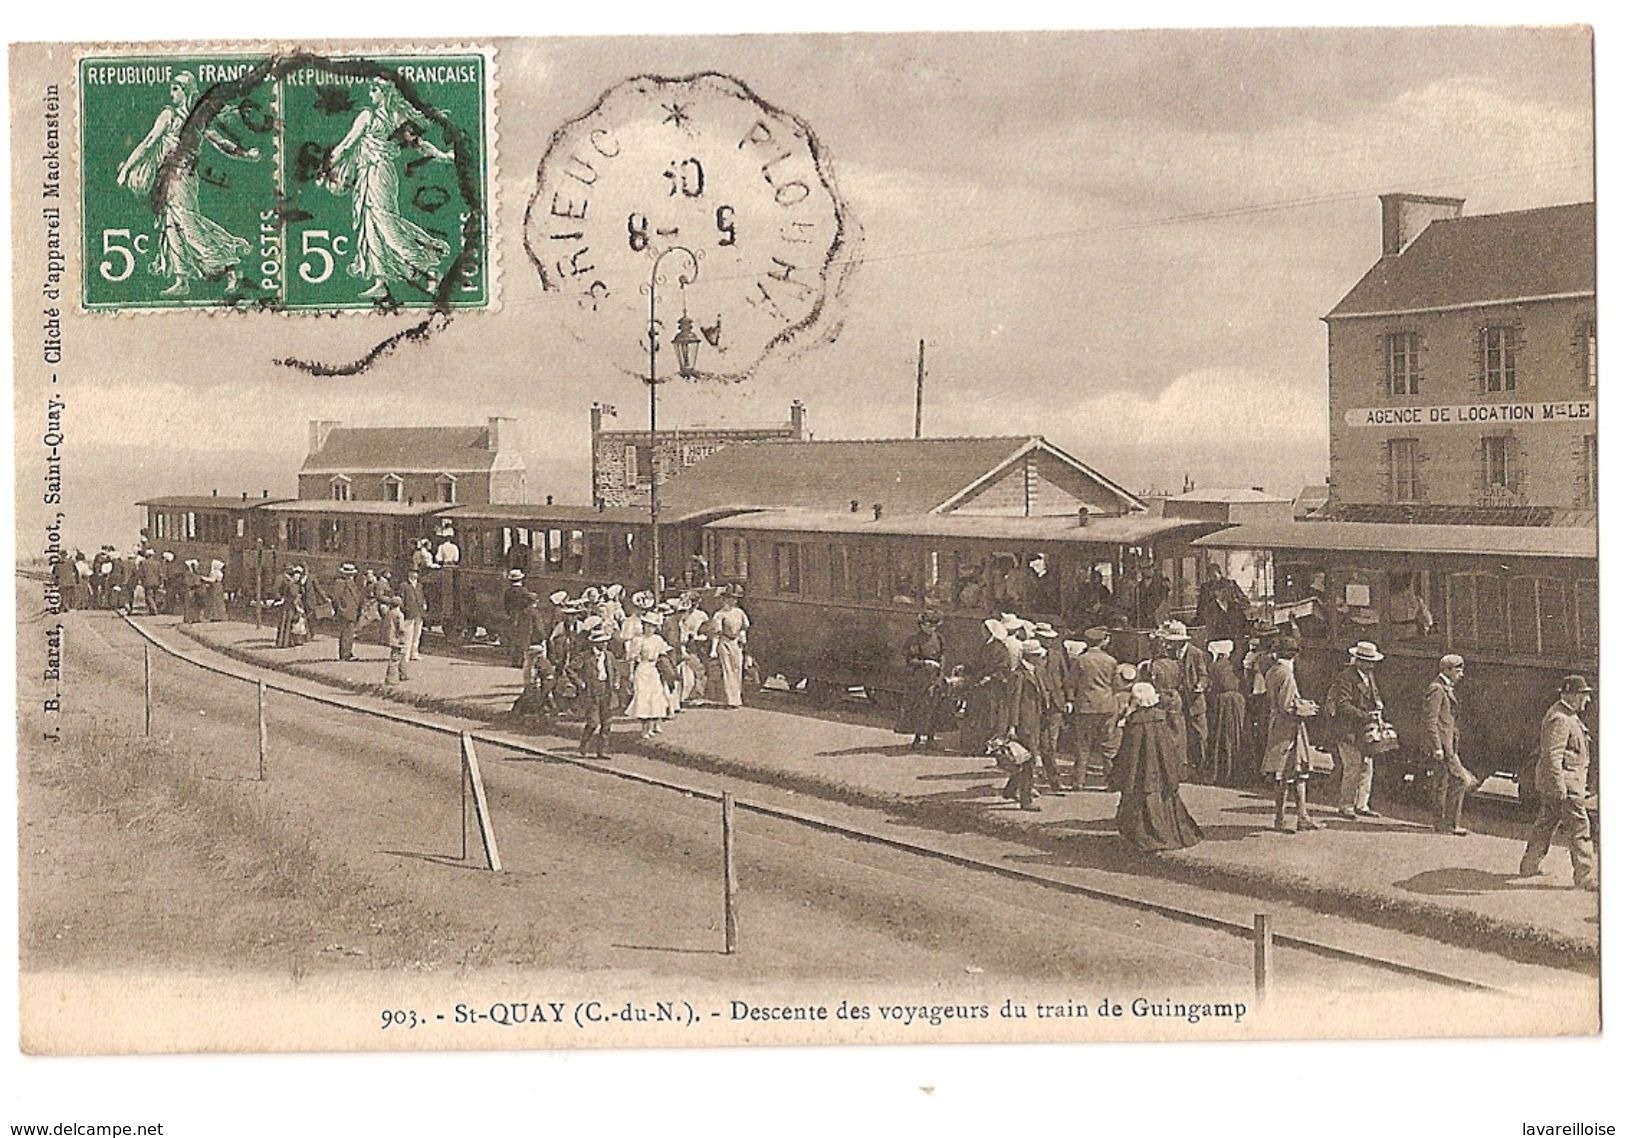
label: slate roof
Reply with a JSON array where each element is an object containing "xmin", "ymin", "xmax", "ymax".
[
  {"xmin": 657, "ymin": 435, "xmax": 1146, "ymax": 518},
  {"xmin": 1326, "ymin": 202, "xmax": 1595, "ymax": 319},
  {"xmin": 138, "ymin": 496, "xmax": 291, "ymax": 510},
  {"xmin": 657, "ymin": 436, "xmax": 1033, "ymax": 515},
  {"xmin": 301, "ymin": 426, "xmax": 499, "ymax": 473},
  {"xmin": 705, "ymin": 509, "xmax": 1217, "ymax": 546}
]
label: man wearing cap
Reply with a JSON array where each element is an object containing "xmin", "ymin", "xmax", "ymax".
[
  {"xmin": 999, "ymin": 639, "xmax": 1051, "ymax": 811},
  {"xmin": 137, "ymin": 547, "xmax": 165, "ymax": 616},
  {"xmin": 1031, "ymin": 626, "xmax": 1070, "ymax": 793},
  {"xmin": 1519, "ymin": 677, "xmax": 1598, "ymax": 890},
  {"xmin": 331, "ymin": 564, "xmax": 362, "ymax": 661},
  {"xmin": 574, "ymin": 629, "xmax": 623, "ymax": 759},
  {"xmin": 1327, "ymin": 640, "xmax": 1387, "ymax": 819},
  {"xmin": 382, "ymin": 596, "xmax": 409, "ymax": 684},
  {"xmin": 1423, "ymin": 655, "xmax": 1477, "ymax": 835}
]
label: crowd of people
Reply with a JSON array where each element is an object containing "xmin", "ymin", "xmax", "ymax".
[
  {"xmin": 261, "ymin": 555, "xmax": 755, "ymax": 761},
  {"xmin": 891, "ymin": 598, "xmax": 1598, "ymax": 885},
  {"xmin": 51, "ymin": 544, "xmax": 229, "ymax": 622}
]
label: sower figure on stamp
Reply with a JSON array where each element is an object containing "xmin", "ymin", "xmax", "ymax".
[
  {"xmin": 322, "ymin": 77, "xmax": 454, "ymax": 300},
  {"xmin": 1519, "ymin": 676, "xmax": 1599, "ymax": 891},
  {"xmin": 115, "ymin": 70, "xmax": 260, "ymax": 297},
  {"xmin": 1423, "ymin": 654, "xmax": 1478, "ymax": 835}
]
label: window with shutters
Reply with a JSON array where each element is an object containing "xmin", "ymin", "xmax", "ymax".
[
  {"xmin": 1482, "ymin": 326, "xmax": 1517, "ymax": 391},
  {"xmin": 1387, "ymin": 438, "xmax": 1420, "ymax": 501},
  {"xmin": 720, "ymin": 536, "xmax": 748, "ymax": 579},
  {"xmin": 925, "ymin": 548, "xmax": 956, "ymax": 609},
  {"xmin": 1576, "ymin": 578, "xmax": 1598, "ymax": 655},
  {"xmin": 1385, "ymin": 332, "xmax": 1421, "ymax": 396},
  {"xmin": 330, "ymin": 476, "xmax": 351, "ymax": 502},
  {"xmin": 827, "ymin": 544, "xmax": 855, "ymax": 599},
  {"xmin": 382, "ymin": 474, "xmax": 403, "ymax": 502}
]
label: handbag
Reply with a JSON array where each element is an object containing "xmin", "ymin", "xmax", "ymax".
[
  {"xmin": 315, "ymin": 600, "xmax": 335, "ymax": 621},
  {"xmin": 1362, "ymin": 716, "xmax": 1400, "ymax": 755},
  {"xmin": 291, "ymin": 616, "xmax": 308, "ymax": 638}
]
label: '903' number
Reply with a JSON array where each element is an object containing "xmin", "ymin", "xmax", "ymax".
[{"xmin": 380, "ymin": 1009, "xmax": 421, "ymax": 1030}]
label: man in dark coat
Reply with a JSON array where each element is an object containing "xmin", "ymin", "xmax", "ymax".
[
  {"xmin": 962, "ymin": 619, "xmax": 1011, "ymax": 757},
  {"xmin": 574, "ymin": 629, "xmax": 623, "ymax": 758},
  {"xmin": 138, "ymin": 551, "xmax": 165, "ymax": 615},
  {"xmin": 1033, "ymin": 626, "xmax": 1070, "ymax": 793},
  {"xmin": 896, "ymin": 611, "xmax": 947, "ymax": 749},
  {"xmin": 1327, "ymin": 640, "xmax": 1386, "ymax": 819},
  {"xmin": 331, "ymin": 563, "xmax": 363, "ymax": 661},
  {"xmin": 998, "ymin": 640, "xmax": 1051, "ymax": 811},
  {"xmin": 502, "ymin": 569, "xmax": 534, "ymax": 668},
  {"xmin": 1423, "ymin": 654, "xmax": 1477, "ymax": 834}
]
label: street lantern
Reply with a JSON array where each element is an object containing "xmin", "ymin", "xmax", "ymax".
[{"xmin": 672, "ymin": 312, "xmax": 701, "ymax": 379}]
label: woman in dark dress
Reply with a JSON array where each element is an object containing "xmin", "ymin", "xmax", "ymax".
[
  {"xmin": 1205, "ymin": 640, "xmax": 1248, "ymax": 786},
  {"xmin": 275, "ymin": 568, "xmax": 307, "ymax": 648},
  {"xmin": 896, "ymin": 610, "xmax": 948, "ymax": 749},
  {"xmin": 1113, "ymin": 682, "xmax": 1204, "ymax": 852}
]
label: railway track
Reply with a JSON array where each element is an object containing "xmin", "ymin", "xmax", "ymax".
[{"xmin": 110, "ymin": 609, "xmax": 1521, "ymax": 996}]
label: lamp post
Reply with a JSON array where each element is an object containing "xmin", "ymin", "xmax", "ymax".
[{"xmin": 642, "ymin": 245, "xmax": 701, "ymax": 599}]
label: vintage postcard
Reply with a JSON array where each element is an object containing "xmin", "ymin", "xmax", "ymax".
[{"xmin": 8, "ymin": 27, "xmax": 1599, "ymax": 1061}]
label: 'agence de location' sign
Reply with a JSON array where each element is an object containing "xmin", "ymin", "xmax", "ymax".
[{"xmin": 1343, "ymin": 401, "xmax": 1595, "ymax": 428}]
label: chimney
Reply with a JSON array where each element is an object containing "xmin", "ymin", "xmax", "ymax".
[
  {"xmin": 1077, "ymin": 506, "xmax": 1090, "ymax": 528},
  {"xmin": 872, "ymin": 503, "xmax": 883, "ymax": 520},
  {"xmin": 261, "ymin": 489, "xmax": 268, "ymax": 498},
  {"xmin": 1379, "ymin": 192, "xmax": 1464, "ymax": 257},
  {"xmin": 487, "ymin": 416, "xmax": 516, "ymax": 453},
  {"xmin": 849, "ymin": 499, "xmax": 860, "ymax": 513},
  {"xmin": 308, "ymin": 419, "xmax": 340, "ymax": 456},
  {"xmin": 546, "ymin": 494, "xmax": 554, "ymax": 506},
  {"xmin": 241, "ymin": 491, "xmax": 248, "ymax": 501},
  {"xmin": 211, "ymin": 488, "xmax": 217, "ymax": 496},
  {"xmin": 789, "ymin": 399, "xmax": 807, "ymax": 440}
]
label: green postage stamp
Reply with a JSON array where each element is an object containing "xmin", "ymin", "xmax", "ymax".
[{"xmin": 79, "ymin": 51, "xmax": 492, "ymax": 312}]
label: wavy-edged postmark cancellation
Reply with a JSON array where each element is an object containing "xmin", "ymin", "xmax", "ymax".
[
  {"xmin": 524, "ymin": 71, "xmax": 858, "ymax": 383},
  {"xmin": 79, "ymin": 50, "xmax": 492, "ymax": 313}
]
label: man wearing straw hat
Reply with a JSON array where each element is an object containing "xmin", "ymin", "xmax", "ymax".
[
  {"xmin": 1327, "ymin": 640, "xmax": 1388, "ymax": 819},
  {"xmin": 331, "ymin": 563, "xmax": 362, "ymax": 662}
]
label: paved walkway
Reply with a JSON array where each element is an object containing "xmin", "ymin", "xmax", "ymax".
[{"xmin": 166, "ymin": 614, "xmax": 1598, "ymax": 963}]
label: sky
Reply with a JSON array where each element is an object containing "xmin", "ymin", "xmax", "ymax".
[{"xmin": 12, "ymin": 26, "xmax": 1595, "ymax": 548}]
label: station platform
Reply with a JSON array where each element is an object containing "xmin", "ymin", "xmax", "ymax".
[{"xmin": 166, "ymin": 614, "xmax": 1598, "ymax": 966}]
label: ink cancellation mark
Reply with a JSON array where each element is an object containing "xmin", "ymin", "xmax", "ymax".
[
  {"xmin": 523, "ymin": 71, "xmax": 859, "ymax": 383},
  {"xmin": 79, "ymin": 51, "xmax": 491, "ymax": 313}
]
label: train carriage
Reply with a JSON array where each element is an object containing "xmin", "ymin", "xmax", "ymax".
[
  {"xmin": 1191, "ymin": 520, "xmax": 1599, "ymax": 796},
  {"xmin": 138, "ymin": 494, "xmax": 286, "ymax": 602},
  {"xmin": 702, "ymin": 508, "xmax": 1224, "ymax": 704}
]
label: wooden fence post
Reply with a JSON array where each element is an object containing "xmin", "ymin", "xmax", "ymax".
[
  {"xmin": 257, "ymin": 681, "xmax": 268, "ymax": 781},
  {"xmin": 1254, "ymin": 913, "xmax": 1274, "ymax": 1004},
  {"xmin": 460, "ymin": 733, "xmax": 501, "ymax": 872},
  {"xmin": 722, "ymin": 792, "xmax": 739, "ymax": 955},
  {"xmin": 143, "ymin": 645, "xmax": 153, "ymax": 737}
]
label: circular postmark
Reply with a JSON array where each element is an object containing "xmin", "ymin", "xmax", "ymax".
[{"xmin": 523, "ymin": 72, "xmax": 859, "ymax": 383}]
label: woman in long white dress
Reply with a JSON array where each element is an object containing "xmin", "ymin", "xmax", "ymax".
[
  {"xmin": 115, "ymin": 71, "xmax": 261, "ymax": 297},
  {"xmin": 627, "ymin": 613, "xmax": 674, "ymax": 738},
  {"xmin": 323, "ymin": 77, "xmax": 453, "ymax": 299}
]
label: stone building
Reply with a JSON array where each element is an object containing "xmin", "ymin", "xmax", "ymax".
[
  {"xmin": 590, "ymin": 400, "xmax": 808, "ymax": 508},
  {"xmin": 1324, "ymin": 195, "xmax": 1596, "ymax": 522},
  {"xmin": 298, "ymin": 418, "xmax": 526, "ymax": 506}
]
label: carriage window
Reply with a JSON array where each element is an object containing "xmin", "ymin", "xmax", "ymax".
[
  {"xmin": 925, "ymin": 549, "xmax": 956, "ymax": 609},
  {"xmin": 719, "ymin": 536, "xmax": 747, "ymax": 579},
  {"xmin": 1276, "ymin": 561, "xmax": 1331, "ymax": 640},
  {"xmin": 827, "ymin": 544, "xmax": 855, "ymax": 599},
  {"xmin": 1576, "ymin": 578, "xmax": 1598, "ymax": 655},
  {"xmin": 989, "ymin": 553, "xmax": 1025, "ymax": 610},
  {"xmin": 546, "ymin": 529, "xmax": 563, "ymax": 568},
  {"xmin": 566, "ymin": 530, "xmax": 585, "ymax": 575},
  {"xmin": 1385, "ymin": 571, "xmax": 1436, "ymax": 640},
  {"xmin": 774, "ymin": 543, "xmax": 801, "ymax": 595},
  {"xmin": 1447, "ymin": 572, "xmax": 1508, "ymax": 654},
  {"xmin": 235, "ymin": 517, "xmax": 246, "ymax": 539},
  {"xmin": 1508, "ymin": 576, "xmax": 1573, "ymax": 659},
  {"xmin": 320, "ymin": 519, "xmax": 340, "ymax": 554},
  {"xmin": 184, "ymin": 512, "xmax": 198, "ymax": 540},
  {"xmin": 616, "ymin": 530, "xmax": 635, "ymax": 575},
  {"xmin": 1335, "ymin": 568, "xmax": 1381, "ymax": 632},
  {"xmin": 585, "ymin": 531, "xmax": 611, "ymax": 576},
  {"xmin": 955, "ymin": 553, "xmax": 989, "ymax": 612},
  {"xmin": 887, "ymin": 544, "xmax": 920, "ymax": 606}
]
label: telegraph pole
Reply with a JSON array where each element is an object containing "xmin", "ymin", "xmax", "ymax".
[{"xmin": 914, "ymin": 339, "xmax": 926, "ymax": 439}]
